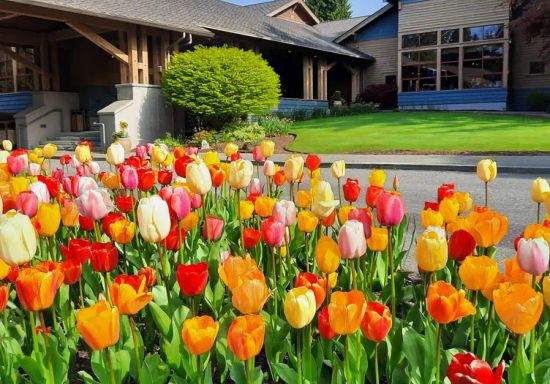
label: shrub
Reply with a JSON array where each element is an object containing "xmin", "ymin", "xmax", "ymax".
[
  {"xmin": 189, "ymin": 130, "xmax": 216, "ymax": 146},
  {"xmin": 329, "ymin": 103, "xmax": 380, "ymax": 117},
  {"xmin": 258, "ymin": 115, "xmax": 293, "ymax": 137},
  {"xmin": 154, "ymin": 132, "xmax": 185, "ymax": 148},
  {"xmin": 527, "ymin": 91, "xmax": 550, "ymax": 112},
  {"xmin": 161, "ymin": 45, "xmax": 281, "ymax": 128},
  {"xmin": 356, "ymin": 84, "xmax": 398, "ymax": 110},
  {"xmin": 220, "ymin": 121, "xmax": 265, "ymax": 144}
]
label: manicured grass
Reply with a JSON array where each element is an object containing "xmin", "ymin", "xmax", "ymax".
[{"xmin": 287, "ymin": 112, "xmax": 550, "ymax": 153}]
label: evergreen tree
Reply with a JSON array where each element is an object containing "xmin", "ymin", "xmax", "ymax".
[{"xmin": 305, "ymin": 0, "xmax": 352, "ymax": 22}]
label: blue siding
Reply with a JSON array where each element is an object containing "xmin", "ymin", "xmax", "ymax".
[
  {"xmin": 401, "ymin": 0, "xmax": 427, "ymax": 4},
  {"xmin": 274, "ymin": 98, "xmax": 329, "ymax": 112},
  {"xmin": 399, "ymin": 89, "xmax": 508, "ymax": 110},
  {"xmin": 510, "ymin": 88, "xmax": 550, "ymax": 111},
  {"xmin": 0, "ymin": 92, "xmax": 33, "ymax": 113},
  {"xmin": 357, "ymin": 9, "xmax": 398, "ymax": 41}
]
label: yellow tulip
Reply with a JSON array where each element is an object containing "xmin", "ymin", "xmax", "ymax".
[
  {"xmin": 296, "ymin": 190, "xmax": 312, "ymax": 209},
  {"xmin": 186, "ymin": 162, "xmax": 212, "ymax": 195},
  {"xmin": 75, "ymin": 144, "xmax": 92, "ymax": 163},
  {"xmin": 367, "ymin": 227, "xmax": 388, "ymax": 251},
  {"xmin": 284, "ymin": 287, "xmax": 316, "ymax": 329},
  {"xmin": 459, "ymin": 256, "xmax": 499, "ymax": 291},
  {"xmin": 9, "ymin": 176, "xmax": 30, "ymax": 198},
  {"xmin": 260, "ymin": 140, "xmax": 275, "ymax": 158},
  {"xmin": 439, "ymin": 197, "xmax": 459, "ymax": 224},
  {"xmin": 298, "ymin": 210, "xmax": 318, "ymax": 233},
  {"xmin": 331, "ymin": 160, "xmax": 345, "ymax": 179},
  {"xmin": 202, "ymin": 151, "xmax": 220, "ymax": 167},
  {"xmin": 0, "ymin": 211, "xmax": 37, "ymax": 266},
  {"xmin": 454, "ymin": 192, "xmax": 473, "ymax": 214},
  {"xmin": 531, "ymin": 177, "xmax": 550, "ymax": 204},
  {"xmin": 311, "ymin": 179, "xmax": 338, "ymax": 219},
  {"xmin": 35, "ymin": 203, "xmax": 61, "ymax": 237},
  {"xmin": 368, "ymin": 169, "xmax": 386, "ymax": 188},
  {"xmin": 315, "ymin": 236, "xmax": 341, "ymax": 274},
  {"xmin": 416, "ymin": 229, "xmax": 448, "ymax": 272},
  {"xmin": 239, "ymin": 200, "xmax": 255, "ymax": 220},
  {"xmin": 223, "ymin": 143, "xmax": 239, "ymax": 158},
  {"xmin": 181, "ymin": 212, "xmax": 199, "ymax": 231},
  {"xmin": 42, "ymin": 143, "xmax": 58, "ymax": 159},
  {"xmin": 228, "ymin": 160, "xmax": 253, "ymax": 190},
  {"xmin": 421, "ymin": 208, "xmax": 444, "ymax": 228},
  {"xmin": 477, "ymin": 159, "xmax": 497, "ymax": 183},
  {"xmin": 543, "ymin": 276, "xmax": 550, "ymax": 307},
  {"xmin": 254, "ymin": 196, "xmax": 276, "ymax": 218},
  {"xmin": 284, "ymin": 155, "xmax": 304, "ymax": 183},
  {"xmin": 338, "ymin": 205, "xmax": 355, "ymax": 224},
  {"xmin": 327, "ymin": 272, "xmax": 338, "ymax": 288}
]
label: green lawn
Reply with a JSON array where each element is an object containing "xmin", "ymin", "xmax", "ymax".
[{"xmin": 287, "ymin": 112, "xmax": 550, "ymax": 153}]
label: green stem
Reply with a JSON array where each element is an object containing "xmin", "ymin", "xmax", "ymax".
[
  {"xmin": 369, "ymin": 251, "xmax": 379, "ymax": 292},
  {"xmin": 470, "ymin": 290, "xmax": 477, "ymax": 352},
  {"xmin": 39, "ymin": 311, "xmax": 55, "ymax": 384},
  {"xmin": 30, "ymin": 311, "xmax": 38, "ymax": 352},
  {"xmin": 436, "ymin": 323, "xmax": 442, "ymax": 384},
  {"xmin": 105, "ymin": 348, "xmax": 117, "ymax": 384},
  {"xmin": 515, "ymin": 333, "xmax": 524, "ymax": 366},
  {"xmin": 79, "ymin": 279, "xmax": 85, "ymax": 308},
  {"xmin": 245, "ymin": 358, "xmax": 252, "ymax": 384},
  {"xmin": 350, "ymin": 258, "xmax": 357, "ymax": 290},
  {"xmin": 129, "ymin": 316, "xmax": 144, "ymax": 384},
  {"xmin": 47, "ymin": 236, "xmax": 56, "ymax": 261},
  {"xmin": 337, "ymin": 178, "xmax": 342, "ymax": 207},
  {"xmin": 530, "ymin": 276, "xmax": 537, "ymax": 371},
  {"xmin": 484, "ymin": 182, "xmax": 488, "ymax": 208},
  {"xmin": 271, "ymin": 247, "xmax": 278, "ymax": 316},
  {"xmin": 104, "ymin": 272, "xmax": 112, "ymax": 304},
  {"xmin": 374, "ymin": 343, "xmax": 380, "ymax": 384},
  {"xmin": 197, "ymin": 353, "xmax": 203, "ymax": 384},
  {"xmin": 202, "ymin": 201, "xmax": 210, "ymax": 245},
  {"xmin": 297, "ymin": 329, "xmax": 302, "ymax": 384},
  {"xmin": 305, "ymin": 232, "xmax": 309, "ymax": 272},
  {"xmin": 388, "ymin": 226, "xmax": 396, "ymax": 319},
  {"xmin": 158, "ymin": 244, "xmax": 173, "ymax": 313},
  {"xmin": 93, "ymin": 220, "xmax": 101, "ymax": 243},
  {"xmin": 485, "ymin": 302, "xmax": 494, "ymax": 359},
  {"xmin": 344, "ymin": 335, "xmax": 350, "ymax": 382},
  {"xmin": 537, "ymin": 203, "xmax": 541, "ymax": 224}
]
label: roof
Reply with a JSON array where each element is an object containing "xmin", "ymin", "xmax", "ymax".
[
  {"xmin": 314, "ymin": 16, "xmax": 368, "ymax": 41},
  {"xmin": 245, "ymin": 0, "xmax": 295, "ymax": 15},
  {"xmin": 334, "ymin": 3, "xmax": 394, "ymax": 43},
  {"xmin": 5, "ymin": 0, "xmax": 372, "ymax": 60}
]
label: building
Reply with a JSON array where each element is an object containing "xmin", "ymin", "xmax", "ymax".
[{"xmin": 0, "ymin": 0, "xmax": 548, "ymax": 149}]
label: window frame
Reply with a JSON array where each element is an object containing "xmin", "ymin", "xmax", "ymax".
[
  {"xmin": 462, "ymin": 43, "xmax": 504, "ymax": 89},
  {"xmin": 401, "ymin": 49, "xmax": 438, "ymax": 92}
]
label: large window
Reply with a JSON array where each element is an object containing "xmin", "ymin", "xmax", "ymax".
[
  {"xmin": 402, "ymin": 50, "xmax": 437, "ymax": 92},
  {"xmin": 0, "ymin": 55, "xmax": 13, "ymax": 93},
  {"xmin": 441, "ymin": 48, "xmax": 459, "ymax": 90},
  {"xmin": 463, "ymin": 44, "xmax": 504, "ymax": 88},
  {"xmin": 441, "ymin": 29, "xmax": 459, "ymax": 45},
  {"xmin": 402, "ymin": 32, "xmax": 438, "ymax": 48},
  {"xmin": 16, "ymin": 48, "xmax": 35, "ymax": 91},
  {"xmin": 464, "ymin": 24, "xmax": 504, "ymax": 42}
]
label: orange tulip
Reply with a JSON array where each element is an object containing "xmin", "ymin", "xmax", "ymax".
[
  {"xmin": 110, "ymin": 274, "xmax": 153, "ymax": 315},
  {"xmin": 361, "ymin": 301, "xmax": 392, "ymax": 343},
  {"xmin": 181, "ymin": 315, "xmax": 219, "ymax": 355},
  {"xmin": 0, "ymin": 284, "xmax": 8, "ymax": 312},
  {"xmin": 254, "ymin": 196, "xmax": 276, "ymax": 218},
  {"xmin": 328, "ymin": 290, "xmax": 366, "ymax": 335},
  {"xmin": 101, "ymin": 172, "xmax": 120, "ymax": 190},
  {"xmin": 427, "ymin": 281, "xmax": 476, "ymax": 324},
  {"xmin": 227, "ymin": 314, "xmax": 266, "ymax": 361},
  {"xmin": 315, "ymin": 236, "xmax": 341, "ymax": 275},
  {"xmin": 367, "ymin": 227, "xmax": 388, "ymax": 251},
  {"xmin": 61, "ymin": 200, "xmax": 79, "ymax": 227},
  {"xmin": 493, "ymin": 282, "xmax": 543, "ymax": 334},
  {"xmin": 467, "ymin": 208, "xmax": 508, "ymax": 248},
  {"xmin": 15, "ymin": 267, "xmax": 64, "ymax": 312},
  {"xmin": 180, "ymin": 212, "xmax": 199, "ymax": 231},
  {"xmin": 110, "ymin": 220, "xmax": 135, "ymax": 244},
  {"xmin": 76, "ymin": 300, "xmax": 120, "ymax": 350},
  {"xmin": 231, "ymin": 277, "xmax": 271, "ymax": 315},
  {"xmin": 218, "ymin": 255, "xmax": 264, "ymax": 291},
  {"xmin": 503, "ymin": 255, "xmax": 541, "ymax": 285},
  {"xmin": 459, "ymin": 256, "xmax": 499, "ymax": 291}
]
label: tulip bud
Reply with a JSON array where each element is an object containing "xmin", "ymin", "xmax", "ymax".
[
  {"xmin": 331, "ymin": 160, "xmax": 345, "ymax": 179},
  {"xmin": 393, "ymin": 175, "xmax": 399, "ymax": 191},
  {"xmin": 338, "ymin": 220, "xmax": 367, "ymax": 259},
  {"xmin": 368, "ymin": 169, "xmax": 386, "ymax": 188},
  {"xmin": 260, "ymin": 140, "xmax": 275, "ymax": 158},
  {"xmin": 187, "ymin": 162, "xmax": 212, "ymax": 195},
  {"xmin": 531, "ymin": 177, "xmax": 550, "ymax": 204},
  {"xmin": 284, "ymin": 287, "xmax": 316, "ymax": 329},
  {"xmin": 2, "ymin": 140, "xmax": 12, "ymax": 151},
  {"xmin": 284, "ymin": 155, "xmax": 304, "ymax": 183},
  {"xmin": 263, "ymin": 160, "xmax": 276, "ymax": 177},
  {"xmin": 376, "ymin": 191, "xmax": 405, "ymax": 227},
  {"xmin": 224, "ymin": 143, "xmax": 239, "ymax": 158},
  {"xmin": 416, "ymin": 228, "xmax": 448, "ymax": 272},
  {"xmin": 517, "ymin": 237, "xmax": 549, "ymax": 276},
  {"xmin": 477, "ymin": 159, "xmax": 497, "ymax": 183},
  {"xmin": 202, "ymin": 216, "xmax": 224, "ymax": 241},
  {"xmin": 137, "ymin": 195, "xmax": 171, "ymax": 242},
  {"xmin": 272, "ymin": 200, "xmax": 297, "ymax": 226},
  {"xmin": 106, "ymin": 142, "xmax": 125, "ymax": 166},
  {"xmin": 252, "ymin": 146, "xmax": 265, "ymax": 162},
  {"xmin": 0, "ymin": 211, "xmax": 37, "ymax": 266}
]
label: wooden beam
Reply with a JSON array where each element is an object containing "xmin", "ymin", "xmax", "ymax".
[
  {"xmin": 49, "ymin": 26, "xmax": 111, "ymax": 42},
  {"xmin": 66, "ymin": 22, "xmax": 129, "ymax": 63},
  {"xmin": 50, "ymin": 41, "xmax": 60, "ymax": 91},
  {"xmin": 118, "ymin": 31, "xmax": 128, "ymax": 83},
  {"xmin": 139, "ymin": 26, "xmax": 149, "ymax": 84},
  {"xmin": 0, "ymin": 13, "xmax": 19, "ymax": 21},
  {"xmin": 0, "ymin": 27, "xmax": 42, "ymax": 45},
  {"xmin": 0, "ymin": 44, "xmax": 49, "ymax": 75}
]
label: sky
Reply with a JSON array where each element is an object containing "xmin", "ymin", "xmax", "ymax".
[{"xmin": 226, "ymin": 0, "xmax": 387, "ymax": 17}]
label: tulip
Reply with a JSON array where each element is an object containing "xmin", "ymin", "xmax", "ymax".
[
  {"xmin": 171, "ymin": 187, "xmax": 191, "ymax": 220},
  {"xmin": 376, "ymin": 192, "xmax": 405, "ymax": 227},
  {"xmin": 305, "ymin": 154, "xmax": 321, "ymax": 171},
  {"xmin": 135, "ymin": 145, "xmax": 147, "ymax": 159},
  {"xmin": 106, "ymin": 142, "xmax": 125, "ymax": 165},
  {"xmin": 348, "ymin": 208, "xmax": 373, "ymax": 239},
  {"xmin": 421, "ymin": 208, "xmax": 444, "ymax": 228},
  {"xmin": 448, "ymin": 229, "xmax": 476, "ymax": 261},
  {"xmin": 338, "ymin": 220, "xmax": 367, "ymax": 259},
  {"xmin": 9, "ymin": 176, "xmax": 29, "ymax": 198},
  {"xmin": 446, "ymin": 353, "xmax": 504, "ymax": 384},
  {"xmin": 76, "ymin": 300, "xmax": 120, "ymax": 350},
  {"xmin": 427, "ymin": 281, "xmax": 476, "ymax": 324},
  {"xmin": 2, "ymin": 140, "xmax": 11, "ymax": 151},
  {"xmin": 228, "ymin": 159, "xmax": 253, "ymax": 190},
  {"xmin": 284, "ymin": 286, "xmax": 316, "ymax": 329},
  {"xmin": 223, "ymin": 143, "xmax": 239, "ymax": 158},
  {"xmin": 328, "ymin": 290, "xmax": 366, "ymax": 335},
  {"xmin": 368, "ymin": 169, "xmax": 386, "ymax": 188},
  {"xmin": 543, "ymin": 276, "xmax": 550, "ymax": 307},
  {"xmin": 272, "ymin": 200, "xmax": 297, "ymax": 226},
  {"xmin": 227, "ymin": 314, "xmax": 266, "ymax": 361},
  {"xmin": 459, "ymin": 256, "xmax": 499, "ymax": 291},
  {"xmin": 517, "ymin": 237, "xmax": 549, "ymax": 276},
  {"xmin": 186, "ymin": 162, "xmax": 212, "ymax": 195},
  {"xmin": 0, "ymin": 211, "xmax": 37, "ymax": 266},
  {"xmin": 416, "ymin": 228, "xmax": 448, "ymax": 272},
  {"xmin": 190, "ymin": 194, "xmax": 202, "ymax": 209},
  {"xmin": 138, "ymin": 267, "xmax": 157, "ymax": 288},
  {"xmin": 15, "ymin": 267, "xmax": 64, "ymax": 311},
  {"xmin": 232, "ymin": 277, "xmax": 270, "ymax": 314},
  {"xmin": 318, "ymin": 306, "xmax": 336, "ymax": 340},
  {"xmin": 164, "ymin": 224, "xmax": 186, "ymax": 251},
  {"xmin": 249, "ymin": 178, "xmax": 263, "ymax": 195},
  {"xmin": 504, "ymin": 255, "xmax": 540, "ymax": 285},
  {"xmin": 254, "ymin": 196, "xmax": 276, "ymax": 218},
  {"xmin": 439, "ymin": 197, "xmax": 459, "ymax": 223},
  {"xmin": 90, "ymin": 243, "xmax": 118, "ymax": 273},
  {"xmin": 260, "ymin": 140, "xmax": 275, "ymax": 158},
  {"xmin": 60, "ymin": 239, "xmax": 92, "ymax": 264},
  {"xmin": 295, "ymin": 272, "xmax": 326, "ymax": 309},
  {"xmin": 284, "ymin": 155, "xmax": 304, "ymax": 183},
  {"xmin": 182, "ymin": 315, "xmax": 219, "ymax": 355},
  {"xmin": 263, "ymin": 160, "xmax": 276, "ymax": 177},
  {"xmin": 120, "ymin": 165, "xmax": 138, "ymax": 190},
  {"xmin": 110, "ymin": 274, "xmax": 153, "ymax": 315},
  {"xmin": 243, "ymin": 228, "xmax": 261, "ymax": 249},
  {"xmin": 137, "ymin": 167, "xmax": 155, "ymax": 192},
  {"xmin": 297, "ymin": 210, "xmax": 319, "ymax": 233},
  {"xmin": 114, "ymin": 196, "xmax": 135, "ymax": 214},
  {"xmin": 177, "ymin": 262, "xmax": 209, "ymax": 296},
  {"xmin": 157, "ymin": 170, "xmax": 173, "ymax": 186},
  {"xmin": 151, "ymin": 145, "xmax": 169, "ymax": 164},
  {"xmin": 338, "ymin": 205, "xmax": 354, "ymax": 224},
  {"xmin": 467, "ymin": 208, "xmax": 508, "ymax": 248},
  {"xmin": 35, "ymin": 203, "xmax": 61, "ymax": 237},
  {"xmin": 75, "ymin": 144, "xmax": 92, "ymax": 163},
  {"xmin": 61, "ymin": 260, "xmax": 82, "ymax": 285},
  {"xmin": 315, "ymin": 236, "xmax": 341, "ymax": 274},
  {"xmin": 0, "ymin": 285, "xmax": 8, "ymax": 312},
  {"xmin": 342, "ymin": 178, "xmax": 361, "ymax": 203},
  {"xmin": 76, "ymin": 176, "xmax": 98, "ymax": 196},
  {"xmin": 218, "ymin": 254, "xmax": 263, "ymax": 291},
  {"xmin": 454, "ymin": 192, "xmax": 473, "ymax": 214},
  {"xmin": 174, "ymin": 155, "xmax": 195, "ymax": 178},
  {"xmin": 331, "ymin": 160, "xmax": 345, "ymax": 179},
  {"xmin": 16, "ymin": 191, "xmax": 38, "ymax": 217},
  {"xmin": 261, "ymin": 217, "xmax": 285, "ymax": 248},
  {"xmin": 7, "ymin": 153, "xmax": 27, "ymax": 175},
  {"xmin": 137, "ymin": 195, "xmax": 171, "ymax": 242},
  {"xmin": 361, "ymin": 301, "xmax": 392, "ymax": 343},
  {"xmin": 296, "ymin": 190, "xmax": 312, "ymax": 208},
  {"xmin": 110, "ymin": 220, "xmax": 135, "ymax": 244},
  {"xmin": 477, "ymin": 159, "xmax": 497, "ymax": 183},
  {"xmin": 59, "ymin": 154, "xmax": 71, "ymax": 165},
  {"xmin": 252, "ymin": 146, "xmax": 265, "ymax": 162},
  {"xmin": 367, "ymin": 227, "xmax": 388, "ymax": 251},
  {"xmin": 273, "ymin": 170, "xmax": 286, "ymax": 186},
  {"xmin": 76, "ymin": 188, "xmax": 113, "ymax": 221},
  {"xmin": 312, "ymin": 180, "xmax": 339, "ymax": 219},
  {"xmin": 30, "ymin": 181, "xmax": 50, "ymax": 203},
  {"xmin": 101, "ymin": 172, "xmax": 120, "ymax": 190},
  {"xmin": 437, "ymin": 183, "xmax": 455, "ymax": 202},
  {"xmin": 239, "ymin": 200, "xmax": 254, "ymax": 220},
  {"xmin": 493, "ymin": 282, "xmax": 543, "ymax": 334},
  {"xmin": 202, "ymin": 216, "xmax": 224, "ymax": 241},
  {"xmin": 181, "ymin": 212, "xmax": 199, "ymax": 231}
]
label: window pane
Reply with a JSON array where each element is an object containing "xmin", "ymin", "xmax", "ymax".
[
  {"xmin": 441, "ymin": 76, "xmax": 459, "ymax": 90},
  {"xmin": 402, "ymin": 66, "xmax": 419, "ymax": 78},
  {"xmin": 464, "ymin": 26, "xmax": 484, "ymax": 41},
  {"xmin": 530, "ymin": 62, "xmax": 546, "ymax": 75},
  {"xmin": 442, "ymin": 29, "xmax": 459, "ymax": 44},
  {"xmin": 483, "ymin": 74, "xmax": 503, "ymax": 87},
  {"xmin": 464, "ymin": 46, "xmax": 483, "ymax": 60},
  {"xmin": 484, "ymin": 24, "xmax": 503, "ymax": 40},
  {"xmin": 418, "ymin": 50, "xmax": 436, "ymax": 62},
  {"xmin": 402, "ymin": 34, "xmax": 419, "ymax": 48},
  {"xmin": 483, "ymin": 45, "xmax": 504, "ymax": 58},
  {"xmin": 464, "ymin": 75, "xmax": 484, "ymax": 88},
  {"xmin": 464, "ymin": 59, "xmax": 483, "ymax": 70},
  {"xmin": 402, "ymin": 79, "xmax": 417, "ymax": 92},
  {"xmin": 420, "ymin": 65, "xmax": 437, "ymax": 78},
  {"xmin": 419, "ymin": 32, "xmax": 437, "ymax": 46},
  {"xmin": 441, "ymin": 48, "xmax": 459, "ymax": 62},
  {"xmin": 442, "ymin": 63, "xmax": 459, "ymax": 77},
  {"xmin": 402, "ymin": 51, "xmax": 420, "ymax": 65},
  {"xmin": 419, "ymin": 78, "xmax": 436, "ymax": 91},
  {"xmin": 483, "ymin": 59, "xmax": 503, "ymax": 74}
]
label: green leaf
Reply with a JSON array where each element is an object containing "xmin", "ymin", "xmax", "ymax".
[
  {"xmin": 148, "ymin": 301, "xmax": 172, "ymax": 338},
  {"xmin": 273, "ymin": 362, "xmax": 299, "ymax": 384},
  {"xmin": 141, "ymin": 354, "xmax": 171, "ymax": 384},
  {"xmin": 535, "ymin": 359, "xmax": 550, "ymax": 384}
]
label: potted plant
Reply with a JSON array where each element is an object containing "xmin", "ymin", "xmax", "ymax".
[
  {"xmin": 332, "ymin": 91, "xmax": 345, "ymax": 107},
  {"xmin": 112, "ymin": 121, "xmax": 132, "ymax": 153}
]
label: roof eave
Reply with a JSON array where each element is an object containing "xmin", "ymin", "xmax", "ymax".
[
  {"xmin": 334, "ymin": 3, "xmax": 394, "ymax": 44},
  {"xmin": 266, "ymin": 0, "xmax": 321, "ymax": 25}
]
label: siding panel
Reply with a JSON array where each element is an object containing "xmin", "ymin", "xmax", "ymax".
[
  {"xmin": 511, "ymin": 35, "xmax": 550, "ymax": 89},
  {"xmin": 0, "ymin": 92, "xmax": 33, "ymax": 114},
  {"xmin": 399, "ymin": 88, "xmax": 508, "ymax": 109},
  {"xmin": 352, "ymin": 38, "xmax": 398, "ymax": 86}
]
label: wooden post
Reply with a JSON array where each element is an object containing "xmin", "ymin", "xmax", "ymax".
[
  {"xmin": 151, "ymin": 31, "xmax": 160, "ymax": 85},
  {"xmin": 128, "ymin": 26, "xmax": 139, "ymax": 84},
  {"xmin": 139, "ymin": 26, "xmax": 149, "ymax": 84},
  {"xmin": 160, "ymin": 30, "xmax": 170, "ymax": 70},
  {"xmin": 303, "ymin": 54, "xmax": 313, "ymax": 100},
  {"xmin": 118, "ymin": 30, "xmax": 128, "ymax": 83},
  {"xmin": 317, "ymin": 59, "xmax": 328, "ymax": 100},
  {"xmin": 40, "ymin": 35, "xmax": 50, "ymax": 91},
  {"xmin": 50, "ymin": 41, "xmax": 59, "ymax": 91}
]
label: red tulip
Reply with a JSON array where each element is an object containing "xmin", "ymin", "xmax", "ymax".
[
  {"xmin": 176, "ymin": 262, "xmax": 209, "ymax": 296},
  {"xmin": 446, "ymin": 353, "xmax": 504, "ymax": 384},
  {"xmin": 59, "ymin": 154, "xmax": 72, "ymax": 166},
  {"xmin": 60, "ymin": 239, "xmax": 92, "ymax": 264},
  {"xmin": 305, "ymin": 154, "xmax": 321, "ymax": 171},
  {"xmin": 157, "ymin": 170, "xmax": 173, "ymax": 186},
  {"xmin": 448, "ymin": 229, "xmax": 476, "ymax": 261},
  {"xmin": 138, "ymin": 266, "xmax": 157, "ymax": 288},
  {"xmin": 318, "ymin": 306, "xmax": 336, "ymax": 340},
  {"xmin": 38, "ymin": 175, "xmax": 61, "ymax": 198},
  {"xmin": 438, "ymin": 183, "xmax": 455, "ymax": 203},
  {"xmin": 174, "ymin": 155, "xmax": 195, "ymax": 178},
  {"xmin": 202, "ymin": 216, "xmax": 224, "ymax": 241},
  {"xmin": 261, "ymin": 217, "xmax": 285, "ymax": 247},
  {"xmin": 424, "ymin": 201, "xmax": 439, "ymax": 211},
  {"xmin": 273, "ymin": 170, "xmax": 286, "ymax": 186},
  {"xmin": 126, "ymin": 156, "xmax": 144, "ymax": 169},
  {"xmin": 361, "ymin": 301, "xmax": 392, "ymax": 343},
  {"xmin": 295, "ymin": 272, "xmax": 326, "ymax": 309},
  {"xmin": 514, "ymin": 234, "xmax": 523, "ymax": 252},
  {"xmin": 243, "ymin": 228, "xmax": 261, "ymax": 249},
  {"xmin": 210, "ymin": 165, "xmax": 225, "ymax": 188},
  {"xmin": 102, "ymin": 212, "xmax": 125, "ymax": 238},
  {"xmin": 376, "ymin": 192, "xmax": 405, "ymax": 227},
  {"xmin": 137, "ymin": 167, "xmax": 155, "ymax": 192},
  {"xmin": 16, "ymin": 191, "xmax": 38, "ymax": 217},
  {"xmin": 79, "ymin": 140, "xmax": 93, "ymax": 152},
  {"xmin": 61, "ymin": 260, "xmax": 83, "ymax": 285},
  {"xmin": 163, "ymin": 225, "xmax": 187, "ymax": 251},
  {"xmin": 365, "ymin": 186, "xmax": 384, "ymax": 208},
  {"xmin": 253, "ymin": 146, "xmax": 265, "ymax": 162},
  {"xmin": 230, "ymin": 153, "xmax": 241, "ymax": 161},
  {"xmin": 342, "ymin": 178, "xmax": 361, "ymax": 203},
  {"xmin": 89, "ymin": 243, "xmax": 119, "ymax": 272},
  {"xmin": 114, "ymin": 196, "xmax": 136, "ymax": 213},
  {"xmin": 322, "ymin": 209, "xmax": 337, "ymax": 227}
]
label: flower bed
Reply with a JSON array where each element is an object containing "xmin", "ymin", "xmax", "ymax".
[{"xmin": 0, "ymin": 138, "xmax": 548, "ymax": 384}]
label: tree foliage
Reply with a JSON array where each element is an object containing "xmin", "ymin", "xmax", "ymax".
[
  {"xmin": 305, "ymin": 0, "xmax": 352, "ymax": 22},
  {"xmin": 508, "ymin": 0, "xmax": 550, "ymax": 61},
  {"xmin": 161, "ymin": 45, "xmax": 281, "ymax": 122}
]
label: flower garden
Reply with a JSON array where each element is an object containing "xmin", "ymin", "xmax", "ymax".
[{"xmin": 0, "ymin": 139, "xmax": 548, "ymax": 384}]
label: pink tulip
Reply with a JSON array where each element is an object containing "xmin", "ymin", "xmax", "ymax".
[
  {"xmin": 16, "ymin": 191, "xmax": 38, "ymax": 217},
  {"xmin": 190, "ymin": 194, "xmax": 202, "ymax": 209},
  {"xmin": 28, "ymin": 163, "xmax": 41, "ymax": 176},
  {"xmin": 171, "ymin": 187, "xmax": 191, "ymax": 220},
  {"xmin": 89, "ymin": 161, "xmax": 101, "ymax": 174},
  {"xmin": 7, "ymin": 153, "xmax": 27, "ymax": 175},
  {"xmin": 185, "ymin": 147, "xmax": 199, "ymax": 156},
  {"xmin": 202, "ymin": 215, "xmax": 224, "ymax": 241},
  {"xmin": 249, "ymin": 178, "xmax": 263, "ymax": 195},
  {"xmin": 30, "ymin": 181, "xmax": 50, "ymax": 203},
  {"xmin": 76, "ymin": 188, "xmax": 113, "ymax": 220},
  {"xmin": 338, "ymin": 220, "xmax": 367, "ymax": 259},
  {"xmin": 272, "ymin": 200, "xmax": 297, "ymax": 226},
  {"xmin": 77, "ymin": 177, "xmax": 98, "ymax": 197},
  {"xmin": 62, "ymin": 177, "xmax": 74, "ymax": 196},
  {"xmin": 253, "ymin": 146, "xmax": 265, "ymax": 162},
  {"xmin": 52, "ymin": 168, "xmax": 64, "ymax": 182},
  {"xmin": 376, "ymin": 192, "xmax": 406, "ymax": 227},
  {"xmin": 159, "ymin": 186, "xmax": 174, "ymax": 202},
  {"xmin": 348, "ymin": 209, "xmax": 373, "ymax": 239},
  {"xmin": 136, "ymin": 145, "xmax": 147, "ymax": 160},
  {"xmin": 146, "ymin": 143, "xmax": 154, "ymax": 156},
  {"xmin": 517, "ymin": 237, "xmax": 549, "ymax": 276},
  {"xmin": 263, "ymin": 160, "xmax": 276, "ymax": 177},
  {"xmin": 76, "ymin": 164, "xmax": 91, "ymax": 177},
  {"xmin": 70, "ymin": 155, "xmax": 81, "ymax": 168},
  {"xmin": 120, "ymin": 165, "xmax": 138, "ymax": 190},
  {"xmin": 261, "ymin": 217, "xmax": 285, "ymax": 247}
]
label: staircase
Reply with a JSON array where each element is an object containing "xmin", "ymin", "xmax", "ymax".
[{"xmin": 39, "ymin": 130, "xmax": 104, "ymax": 151}]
